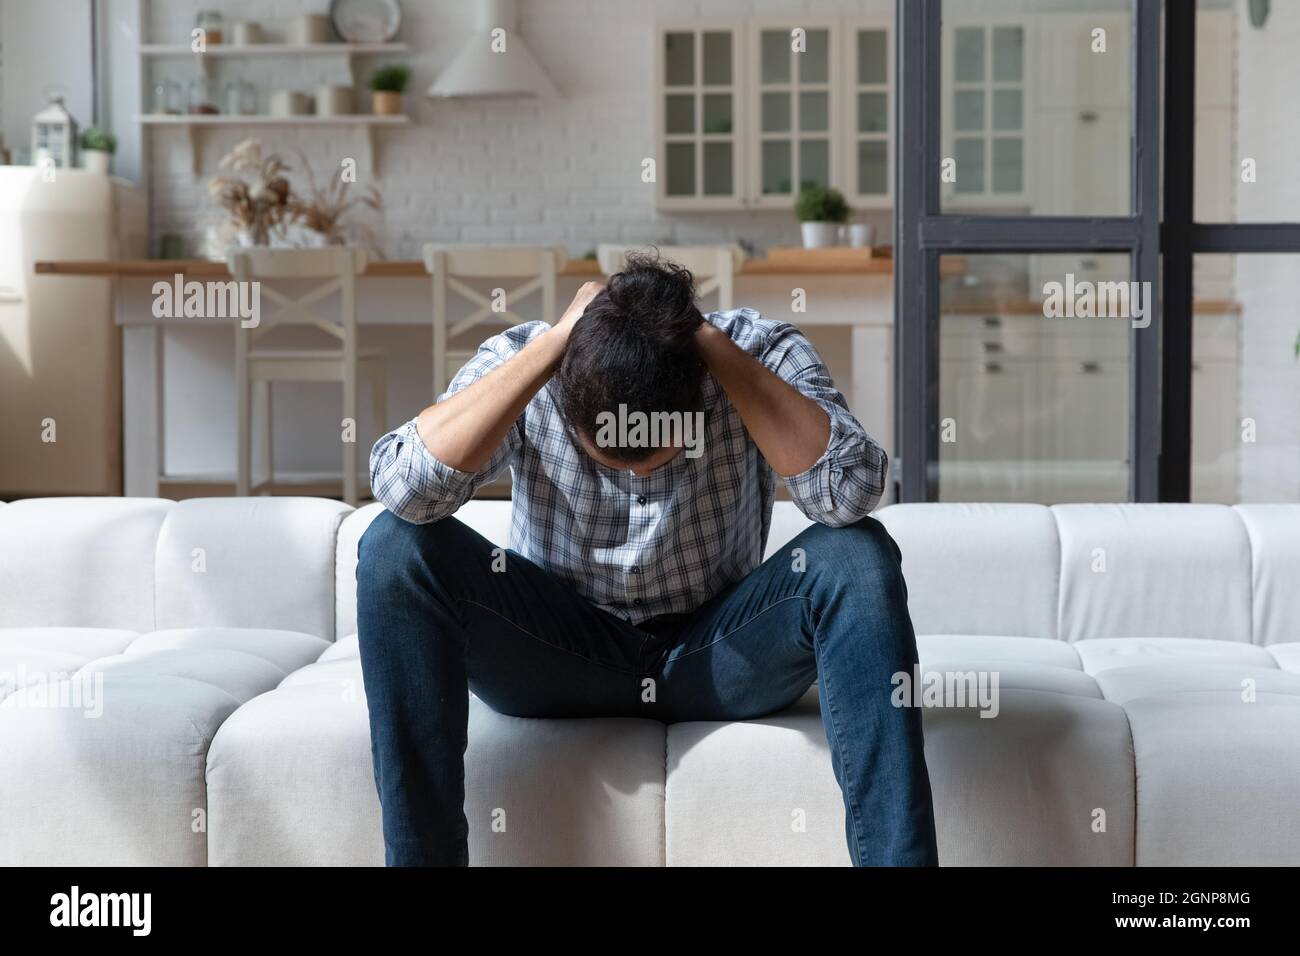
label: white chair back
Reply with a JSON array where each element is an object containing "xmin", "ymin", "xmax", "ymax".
[
  {"xmin": 226, "ymin": 247, "xmax": 371, "ymax": 505},
  {"xmin": 422, "ymin": 244, "xmax": 567, "ymax": 396},
  {"xmin": 596, "ymin": 244, "xmax": 743, "ymax": 312}
]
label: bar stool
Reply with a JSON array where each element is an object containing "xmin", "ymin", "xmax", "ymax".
[
  {"xmin": 423, "ymin": 244, "xmax": 567, "ymax": 397},
  {"xmin": 596, "ymin": 244, "xmax": 743, "ymax": 311},
  {"xmin": 227, "ymin": 247, "xmax": 386, "ymax": 507}
]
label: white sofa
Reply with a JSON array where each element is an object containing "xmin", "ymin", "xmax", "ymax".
[{"xmin": 1, "ymin": 496, "xmax": 1298, "ymax": 866}]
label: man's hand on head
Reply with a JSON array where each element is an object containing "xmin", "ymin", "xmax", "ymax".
[{"xmin": 554, "ymin": 281, "xmax": 605, "ymax": 342}]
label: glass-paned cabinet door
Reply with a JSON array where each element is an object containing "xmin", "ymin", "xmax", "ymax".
[
  {"xmin": 941, "ymin": 20, "xmax": 1030, "ymax": 208},
  {"xmin": 843, "ymin": 18, "xmax": 892, "ymax": 208},
  {"xmin": 657, "ymin": 24, "xmax": 745, "ymax": 209},
  {"xmin": 748, "ymin": 21, "xmax": 837, "ymax": 209}
]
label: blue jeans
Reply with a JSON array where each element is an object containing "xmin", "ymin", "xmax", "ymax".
[{"xmin": 356, "ymin": 510, "xmax": 938, "ymax": 866}]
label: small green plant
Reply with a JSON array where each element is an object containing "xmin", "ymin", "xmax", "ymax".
[
  {"xmin": 80, "ymin": 127, "xmax": 117, "ymax": 154},
  {"xmin": 795, "ymin": 184, "xmax": 850, "ymax": 223},
  {"xmin": 369, "ymin": 65, "xmax": 412, "ymax": 93}
]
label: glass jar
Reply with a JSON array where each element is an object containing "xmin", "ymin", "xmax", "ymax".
[
  {"xmin": 152, "ymin": 78, "xmax": 182, "ymax": 115},
  {"xmin": 196, "ymin": 11, "xmax": 224, "ymax": 45},
  {"xmin": 225, "ymin": 80, "xmax": 257, "ymax": 116},
  {"xmin": 187, "ymin": 76, "xmax": 218, "ymax": 115}
]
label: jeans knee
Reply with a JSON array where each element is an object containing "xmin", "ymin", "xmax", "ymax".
[{"xmin": 804, "ymin": 516, "xmax": 901, "ymax": 574}]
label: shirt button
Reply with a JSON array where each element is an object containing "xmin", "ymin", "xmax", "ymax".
[
  {"xmin": 636, "ymin": 495, "xmax": 648, "ymax": 506},
  {"xmin": 629, "ymin": 566, "xmax": 640, "ymax": 574},
  {"xmin": 632, "ymin": 598, "xmax": 643, "ymax": 606}
]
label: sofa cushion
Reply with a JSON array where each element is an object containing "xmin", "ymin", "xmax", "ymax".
[
  {"xmin": 154, "ymin": 497, "xmax": 350, "ymax": 639},
  {"xmin": 0, "ymin": 624, "xmax": 329, "ymax": 866},
  {"xmin": 917, "ymin": 634, "xmax": 1082, "ymax": 670},
  {"xmin": 207, "ymin": 684, "xmax": 667, "ymax": 866},
  {"xmin": 0, "ymin": 672, "xmax": 237, "ymax": 865},
  {"xmin": 1234, "ymin": 505, "xmax": 1300, "ymax": 646},
  {"xmin": 875, "ymin": 504, "xmax": 1060, "ymax": 639},
  {"xmin": 1268, "ymin": 643, "xmax": 1300, "ymax": 673},
  {"xmin": 665, "ymin": 685, "xmax": 1134, "ymax": 866},
  {"xmin": 0, "ymin": 627, "xmax": 139, "ymax": 703},
  {"xmin": 1054, "ymin": 504, "xmax": 1253, "ymax": 644},
  {"xmin": 126, "ymin": 627, "xmax": 329, "ymax": 674},
  {"xmin": 1123, "ymin": 691, "xmax": 1300, "ymax": 865},
  {"xmin": 1093, "ymin": 662, "xmax": 1300, "ymax": 705},
  {"xmin": 1074, "ymin": 637, "xmax": 1276, "ymax": 675},
  {"xmin": 0, "ymin": 498, "xmax": 171, "ymax": 631}
]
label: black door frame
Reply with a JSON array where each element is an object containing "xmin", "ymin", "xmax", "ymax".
[{"xmin": 894, "ymin": 0, "xmax": 1163, "ymax": 502}]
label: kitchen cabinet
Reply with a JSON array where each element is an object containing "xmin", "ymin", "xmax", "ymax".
[
  {"xmin": 747, "ymin": 19, "xmax": 839, "ymax": 209},
  {"xmin": 655, "ymin": 16, "xmax": 891, "ymax": 211},
  {"xmin": 940, "ymin": 18, "xmax": 1030, "ymax": 208},
  {"xmin": 656, "ymin": 22, "xmax": 746, "ymax": 210}
]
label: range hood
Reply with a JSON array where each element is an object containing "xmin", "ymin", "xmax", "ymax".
[{"xmin": 428, "ymin": 0, "xmax": 559, "ymax": 99}]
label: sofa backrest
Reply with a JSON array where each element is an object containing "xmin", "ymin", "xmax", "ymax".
[
  {"xmin": 0, "ymin": 498, "xmax": 171, "ymax": 631},
  {"xmin": 154, "ymin": 497, "xmax": 351, "ymax": 638},
  {"xmin": 0, "ymin": 496, "xmax": 348, "ymax": 639},
  {"xmin": 4, "ymin": 497, "xmax": 1296, "ymax": 647}
]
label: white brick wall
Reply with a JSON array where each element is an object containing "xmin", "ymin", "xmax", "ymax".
[{"xmin": 140, "ymin": 0, "xmax": 893, "ymax": 258}]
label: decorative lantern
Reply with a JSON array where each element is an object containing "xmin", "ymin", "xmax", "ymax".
[{"xmin": 32, "ymin": 94, "xmax": 78, "ymax": 169}]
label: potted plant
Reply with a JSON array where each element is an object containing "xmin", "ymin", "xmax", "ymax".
[
  {"xmin": 79, "ymin": 127, "xmax": 116, "ymax": 175},
  {"xmin": 369, "ymin": 65, "xmax": 411, "ymax": 116},
  {"xmin": 795, "ymin": 184, "xmax": 850, "ymax": 249}
]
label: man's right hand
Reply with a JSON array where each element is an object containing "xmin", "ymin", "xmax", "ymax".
[
  {"xmin": 416, "ymin": 282, "xmax": 604, "ymax": 474},
  {"xmin": 553, "ymin": 281, "xmax": 605, "ymax": 340}
]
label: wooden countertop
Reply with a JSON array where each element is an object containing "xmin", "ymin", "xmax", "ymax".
[{"xmin": 34, "ymin": 247, "xmax": 960, "ymax": 278}]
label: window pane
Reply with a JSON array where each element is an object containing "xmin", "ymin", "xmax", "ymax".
[
  {"xmin": 665, "ymin": 94, "xmax": 694, "ymax": 135},
  {"xmin": 857, "ymin": 92, "xmax": 888, "ymax": 133},
  {"xmin": 954, "ymin": 90, "xmax": 984, "ymax": 132},
  {"xmin": 1195, "ymin": 0, "xmax": 1295, "ymax": 222},
  {"xmin": 702, "ymin": 94, "xmax": 732, "ymax": 134},
  {"xmin": 858, "ymin": 140, "xmax": 888, "ymax": 195},
  {"xmin": 665, "ymin": 142, "xmax": 695, "ymax": 196},
  {"xmin": 1191, "ymin": 254, "xmax": 1300, "ymax": 503},
  {"xmin": 703, "ymin": 142, "xmax": 733, "ymax": 196},
  {"xmin": 762, "ymin": 140, "xmax": 792, "ymax": 194},
  {"xmin": 954, "ymin": 138, "xmax": 985, "ymax": 193},
  {"xmin": 800, "ymin": 29, "xmax": 830, "ymax": 83},
  {"xmin": 992, "ymin": 89, "xmax": 1022, "ymax": 131},
  {"xmin": 857, "ymin": 30, "xmax": 888, "ymax": 84},
  {"xmin": 799, "ymin": 139, "xmax": 830, "ymax": 190},
  {"xmin": 943, "ymin": 3, "xmax": 1131, "ymax": 214},
  {"xmin": 992, "ymin": 26, "xmax": 1024, "ymax": 82},
  {"xmin": 937, "ymin": 253, "xmax": 1133, "ymax": 503},
  {"xmin": 761, "ymin": 30, "xmax": 790, "ymax": 84},
  {"xmin": 664, "ymin": 32, "xmax": 694, "ymax": 86},
  {"xmin": 799, "ymin": 91, "xmax": 829, "ymax": 132},
  {"xmin": 954, "ymin": 28, "xmax": 985, "ymax": 82},
  {"xmin": 702, "ymin": 32, "xmax": 732, "ymax": 85},
  {"xmin": 762, "ymin": 92, "xmax": 791, "ymax": 132},
  {"xmin": 992, "ymin": 137, "xmax": 1023, "ymax": 193}
]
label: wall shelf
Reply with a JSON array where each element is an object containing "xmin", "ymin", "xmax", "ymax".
[
  {"xmin": 136, "ymin": 114, "xmax": 411, "ymax": 174},
  {"xmin": 140, "ymin": 42, "xmax": 408, "ymax": 57}
]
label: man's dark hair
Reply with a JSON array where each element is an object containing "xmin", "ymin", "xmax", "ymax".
[{"xmin": 557, "ymin": 252, "xmax": 705, "ymax": 463}]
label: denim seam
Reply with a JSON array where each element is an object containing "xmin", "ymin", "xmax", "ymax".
[
  {"xmin": 813, "ymin": 629, "xmax": 870, "ymax": 864},
  {"xmin": 667, "ymin": 595, "xmax": 814, "ymax": 662},
  {"xmin": 457, "ymin": 597, "xmax": 635, "ymax": 676}
]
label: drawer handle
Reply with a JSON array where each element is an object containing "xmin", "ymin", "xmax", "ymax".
[
  {"xmin": 984, "ymin": 361, "xmax": 1003, "ymax": 374},
  {"xmin": 1080, "ymin": 110, "xmax": 1099, "ymax": 124},
  {"xmin": 1080, "ymin": 361, "xmax": 1102, "ymax": 374},
  {"xmin": 982, "ymin": 341, "xmax": 1004, "ymax": 354},
  {"xmin": 1080, "ymin": 258, "xmax": 1099, "ymax": 270},
  {"xmin": 981, "ymin": 315, "xmax": 1002, "ymax": 328}
]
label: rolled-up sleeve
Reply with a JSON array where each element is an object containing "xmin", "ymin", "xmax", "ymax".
[
  {"xmin": 760, "ymin": 322, "xmax": 889, "ymax": 526},
  {"xmin": 368, "ymin": 324, "xmax": 538, "ymax": 524}
]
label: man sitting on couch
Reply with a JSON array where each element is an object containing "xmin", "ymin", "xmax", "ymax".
[{"xmin": 358, "ymin": 253, "xmax": 938, "ymax": 866}]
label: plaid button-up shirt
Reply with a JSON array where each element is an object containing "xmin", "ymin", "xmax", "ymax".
[{"xmin": 369, "ymin": 308, "xmax": 887, "ymax": 624}]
